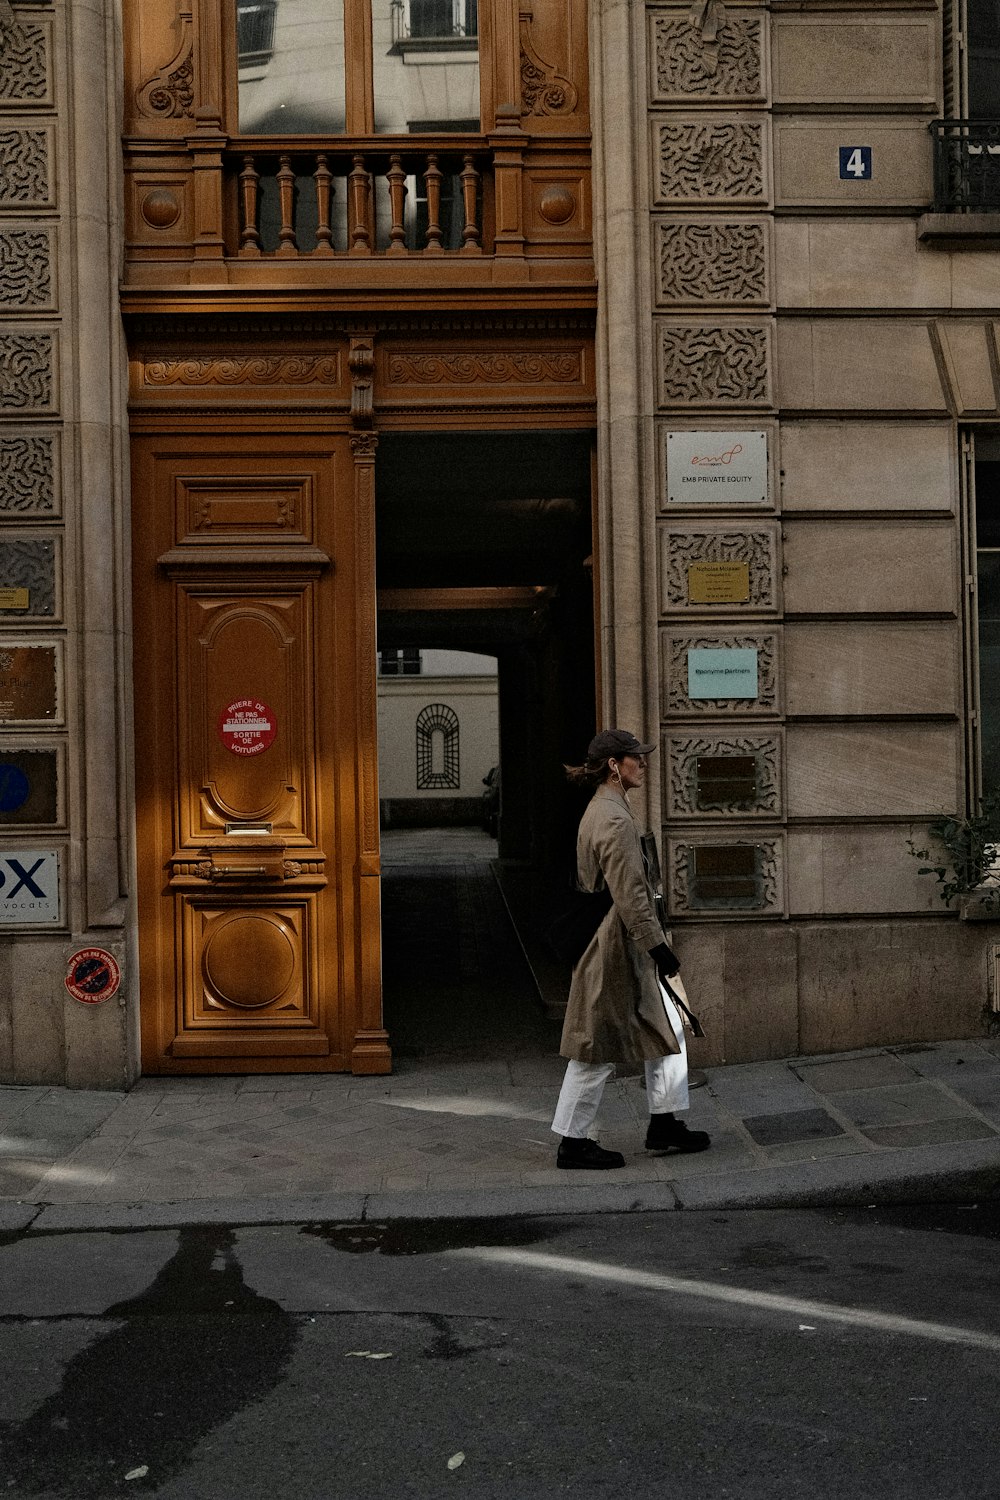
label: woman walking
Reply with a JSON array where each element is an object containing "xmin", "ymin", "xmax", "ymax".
[{"xmin": 552, "ymin": 729, "xmax": 711, "ymax": 1169}]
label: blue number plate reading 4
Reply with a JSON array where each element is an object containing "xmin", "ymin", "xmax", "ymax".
[{"xmin": 839, "ymin": 146, "xmax": 872, "ymax": 180}]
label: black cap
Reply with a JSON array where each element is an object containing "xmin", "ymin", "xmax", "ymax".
[{"xmin": 587, "ymin": 728, "xmax": 657, "ymax": 761}]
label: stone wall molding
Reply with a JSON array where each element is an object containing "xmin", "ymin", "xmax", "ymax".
[
  {"xmin": 0, "ymin": 328, "xmax": 56, "ymax": 411},
  {"xmin": 653, "ymin": 116, "xmax": 769, "ymax": 207},
  {"xmin": 0, "ymin": 126, "xmax": 53, "ymax": 207},
  {"xmin": 667, "ymin": 830, "xmax": 786, "ymax": 919},
  {"xmin": 665, "ymin": 728, "xmax": 784, "ymax": 820},
  {"xmin": 657, "ymin": 320, "xmax": 773, "ymax": 408},
  {"xmin": 654, "ymin": 216, "xmax": 771, "ymax": 307},
  {"xmin": 0, "ymin": 225, "xmax": 54, "ymax": 311},
  {"xmin": 662, "ymin": 627, "xmax": 782, "ymax": 716},
  {"xmin": 0, "ymin": 17, "xmax": 52, "ymax": 110},
  {"xmin": 0, "ymin": 429, "xmax": 58, "ymax": 516},
  {"xmin": 649, "ymin": 11, "xmax": 766, "ymax": 104},
  {"xmin": 659, "ymin": 520, "xmax": 781, "ymax": 613}
]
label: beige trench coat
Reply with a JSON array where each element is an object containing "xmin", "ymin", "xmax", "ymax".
[{"xmin": 559, "ymin": 783, "xmax": 681, "ymax": 1068}]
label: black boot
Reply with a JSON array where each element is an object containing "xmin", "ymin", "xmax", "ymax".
[
  {"xmin": 645, "ymin": 1113, "xmax": 710, "ymax": 1154},
  {"xmin": 557, "ymin": 1136, "xmax": 626, "ymax": 1170}
]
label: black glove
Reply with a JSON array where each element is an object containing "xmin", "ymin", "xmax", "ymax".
[{"xmin": 649, "ymin": 941, "xmax": 680, "ymax": 981}]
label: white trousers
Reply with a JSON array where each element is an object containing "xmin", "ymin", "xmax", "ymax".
[{"xmin": 551, "ymin": 983, "xmax": 689, "ymax": 1138}]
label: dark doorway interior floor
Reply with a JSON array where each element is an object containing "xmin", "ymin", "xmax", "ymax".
[{"xmin": 380, "ymin": 828, "xmax": 562, "ymax": 1061}]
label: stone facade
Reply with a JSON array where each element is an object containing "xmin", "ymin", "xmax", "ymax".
[
  {"xmin": 2, "ymin": 0, "xmax": 997, "ymax": 1084},
  {"xmin": 0, "ymin": 2, "xmax": 135, "ymax": 1088},
  {"xmin": 586, "ymin": 0, "xmax": 1000, "ymax": 1064}
]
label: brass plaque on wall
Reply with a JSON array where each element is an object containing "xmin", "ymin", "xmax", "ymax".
[
  {"xmin": 0, "ymin": 588, "xmax": 29, "ymax": 610},
  {"xmin": 687, "ymin": 561, "xmax": 751, "ymax": 604},
  {"xmin": 695, "ymin": 755, "xmax": 757, "ymax": 808},
  {"xmin": 690, "ymin": 844, "xmax": 760, "ymax": 906},
  {"xmin": 0, "ymin": 645, "xmax": 57, "ymax": 721}
]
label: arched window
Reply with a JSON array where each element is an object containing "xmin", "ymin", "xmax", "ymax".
[{"xmin": 416, "ymin": 703, "xmax": 460, "ymax": 789}]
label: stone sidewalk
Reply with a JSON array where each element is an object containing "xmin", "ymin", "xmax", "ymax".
[{"xmin": 3, "ymin": 1036, "xmax": 1000, "ymax": 1233}]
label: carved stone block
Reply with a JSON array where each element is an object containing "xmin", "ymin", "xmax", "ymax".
[
  {"xmin": 665, "ymin": 729, "xmax": 783, "ymax": 820},
  {"xmin": 654, "ymin": 219, "xmax": 771, "ymax": 308},
  {"xmin": 0, "ymin": 128, "xmax": 53, "ymax": 208},
  {"xmin": 0, "ymin": 331, "xmax": 55, "ymax": 411},
  {"xmin": 667, "ymin": 831, "xmax": 785, "ymax": 918},
  {"xmin": 662, "ymin": 628, "xmax": 781, "ymax": 716},
  {"xmin": 0, "ymin": 536, "xmax": 58, "ymax": 619},
  {"xmin": 0, "ymin": 227, "xmax": 53, "ymax": 311},
  {"xmin": 657, "ymin": 322, "xmax": 773, "ymax": 408},
  {"xmin": 653, "ymin": 118, "xmax": 768, "ymax": 207},
  {"xmin": 659, "ymin": 522, "xmax": 781, "ymax": 613},
  {"xmin": 0, "ymin": 21, "xmax": 52, "ymax": 108},
  {"xmin": 0, "ymin": 431, "xmax": 57, "ymax": 516},
  {"xmin": 650, "ymin": 13, "xmax": 766, "ymax": 104}
]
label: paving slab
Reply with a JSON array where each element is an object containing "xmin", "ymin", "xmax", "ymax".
[
  {"xmin": 833, "ymin": 1082, "xmax": 965, "ymax": 1129},
  {"xmin": 743, "ymin": 1107, "xmax": 847, "ymax": 1147},
  {"xmin": 794, "ymin": 1054, "xmax": 919, "ymax": 1093},
  {"xmin": 862, "ymin": 1117, "xmax": 999, "ymax": 1149}
]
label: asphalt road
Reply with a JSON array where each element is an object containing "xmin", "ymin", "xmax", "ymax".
[{"xmin": 1, "ymin": 1203, "xmax": 999, "ymax": 1499}]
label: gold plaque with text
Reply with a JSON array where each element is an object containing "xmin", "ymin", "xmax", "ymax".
[
  {"xmin": 687, "ymin": 561, "xmax": 750, "ymax": 605},
  {"xmin": 0, "ymin": 646, "xmax": 57, "ymax": 721},
  {"xmin": 0, "ymin": 587, "xmax": 30, "ymax": 610}
]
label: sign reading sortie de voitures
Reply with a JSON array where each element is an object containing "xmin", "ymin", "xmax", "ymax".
[{"xmin": 217, "ymin": 698, "xmax": 277, "ymax": 757}]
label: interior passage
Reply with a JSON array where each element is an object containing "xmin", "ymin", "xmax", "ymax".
[{"xmin": 380, "ymin": 829, "xmax": 561, "ymax": 1059}]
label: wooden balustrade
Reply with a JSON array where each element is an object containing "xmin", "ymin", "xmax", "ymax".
[{"xmin": 228, "ymin": 142, "xmax": 488, "ymax": 258}]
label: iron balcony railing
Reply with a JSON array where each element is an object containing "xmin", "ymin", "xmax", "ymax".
[{"xmin": 930, "ymin": 119, "xmax": 1000, "ymax": 212}]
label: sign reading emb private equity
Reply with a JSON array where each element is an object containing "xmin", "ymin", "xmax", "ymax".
[
  {"xmin": 667, "ymin": 431, "xmax": 768, "ymax": 505},
  {"xmin": 687, "ymin": 647, "xmax": 759, "ymax": 700}
]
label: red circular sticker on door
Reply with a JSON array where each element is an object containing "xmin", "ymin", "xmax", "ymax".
[
  {"xmin": 65, "ymin": 948, "xmax": 121, "ymax": 1004},
  {"xmin": 218, "ymin": 698, "xmax": 277, "ymax": 757}
]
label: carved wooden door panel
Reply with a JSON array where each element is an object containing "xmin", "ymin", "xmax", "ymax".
[{"xmin": 133, "ymin": 433, "xmax": 387, "ymax": 1073}]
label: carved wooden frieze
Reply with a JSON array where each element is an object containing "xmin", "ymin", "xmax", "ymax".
[
  {"xmin": 0, "ymin": 20, "xmax": 52, "ymax": 108},
  {"xmin": 657, "ymin": 322, "xmax": 773, "ymax": 408},
  {"xmin": 650, "ymin": 13, "xmax": 766, "ymax": 104},
  {"xmin": 142, "ymin": 354, "xmax": 342, "ymax": 388},
  {"xmin": 653, "ymin": 118, "xmax": 768, "ymax": 207},
  {"xmin": 654, "ymin": 219, "xmax": 771, "ymax": 308},
  {"xmin": 0, "ymin": 431, "xmax": 57, "ymax": 516},
  {"xmin": 0, "ymin": 128, "xmax": 53, "ymax": 208},
  {"xmin": 665, "ymin": 729, "xmax": 783, "ymax": 820},
  {"xmin": 659, "ymin": 522, "xmax": 780, "ymax": 614},
  {"xmin": 136, "ymin": 6, "xmax": 195, "ymax": 120},
  {"xmin": 386, "ymin": 350, "xmax": 582, "ymax": 385},
  {"xmin": 0, "ymin": 227, "xmax": 54, "ymax": 311},
  {"xmin": 0, "ymin": 536, "xmax": 58, "ymax": 618},
  {"xmin": 666, "ymin": 832, "xmax": 785, "ymax": 918},
  {"xmin": 519, "ymin": 9, "xmax": 579, "ymax": 117},
  {"xmin": 0, "ymin": 331, "xmax": 55, "ymax": 411},
  {"xmin": 662, "ymin": 627, "xmax": 781, "ymax": 716}
]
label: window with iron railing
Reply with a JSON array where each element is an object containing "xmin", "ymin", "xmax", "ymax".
[{"xmin": 931, "ymin": 0, "xmax": 1000, "ymax": 211}]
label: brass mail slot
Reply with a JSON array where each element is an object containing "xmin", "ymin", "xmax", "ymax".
[
  {"xmin": 695, "ymin": 754, "xmax": 757, "ymax": 808},
  {"xmin": 207, "ymin": 839, "xmax": 285, "ymax": 882},
  {"xmin": 690, "ymin": 844, "xmax": 761, "ymax": 908}
]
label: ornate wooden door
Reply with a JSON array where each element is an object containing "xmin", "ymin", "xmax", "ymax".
[{"xmin": 133, "ymin": 429, "xmax": 388, "ymax": 1074}]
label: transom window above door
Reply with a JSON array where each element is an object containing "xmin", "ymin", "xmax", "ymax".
[{"xmin": 236, "ymin": 0, "xmax": 481, "ymax": 135}]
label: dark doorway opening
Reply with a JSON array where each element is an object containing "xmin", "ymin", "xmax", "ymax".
[{"xmin": 376, "ymin": 429, "xmax": 596, "ymax": 1058}]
